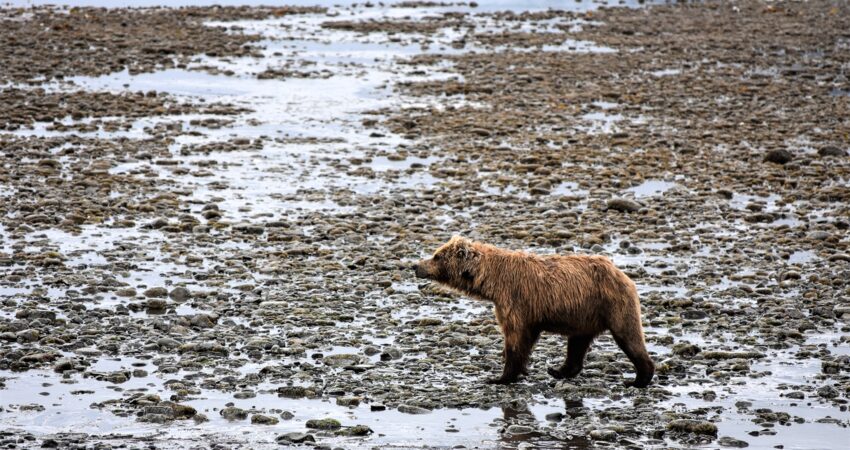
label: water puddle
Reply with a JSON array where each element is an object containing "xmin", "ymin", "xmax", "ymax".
[
  {"xmin": 659, "ymin": 351, "xmax": 849, "ymax": 450},
  {"xmin": 623, "ymin": 180, "xmax": 677, "ymax": 198},
  {"xmin": 551, "ymin": 181, "xmax": 589, "ymax": 197},
  {"xmin": 650, "ymin": 68, "xmax": 681, "ymax": 77},
  {"xmin": 0, "ymin": 367, "xmax": 581, "ymax": 449},
  {"xmin": 366, "ymin": 154, "xmax": 440, "ymax": 172},
  {"xmin": 729, "ymin": 193, "xmax": 781, "ymax": 211},
  {"xmin": 591, "ymin": 100, "xmax": 619, "ymax": 110},
  {"xmin": 578, "ymin": 107, "xmax": 646, "ymax": 134},
  {"xmin": 579, "ymin": 111, "xmax": 626, "ymax": 134}
]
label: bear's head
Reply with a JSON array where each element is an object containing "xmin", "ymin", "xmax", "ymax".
[{"xmin": 414, "ymin": 236, "xmax": 481, "ymax": 290}]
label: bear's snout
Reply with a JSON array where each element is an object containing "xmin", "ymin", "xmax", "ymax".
[{"xmin": 414, "ymin": 260, "xmax": 431, "ymax": 279}]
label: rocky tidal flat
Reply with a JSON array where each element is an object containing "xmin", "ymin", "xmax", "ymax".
[{"xmin": 0, "ymin": 0, "xmax": 849, "ymax": 448}]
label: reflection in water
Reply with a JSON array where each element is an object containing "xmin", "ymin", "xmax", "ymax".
[{"xmin": 498, "ymin": 401, "xmax": 591, "ymax": 449}]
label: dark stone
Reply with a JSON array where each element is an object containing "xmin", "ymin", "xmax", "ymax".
[
  {"xmin": 818, "ymin": 146, "xmax": 846, "ymax": 157},
  {"xmin": 276, "ymin": 433, "xmax": 315, "ymax": 444},
  {"xmin": 718, "ymin": 436, "xmax": 749, "ymax": 448},
  {"xmin": 764, "ymin": 149, "xmax": 792, "ymax": 164},
  {"xmin": 681, "ymin": 309, "xmax": 708, "ymax": 320}
]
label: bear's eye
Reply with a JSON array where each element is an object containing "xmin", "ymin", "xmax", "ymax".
[{"xmin": 434, "ymin": 254, "xmax": 442, "ymax": 261}]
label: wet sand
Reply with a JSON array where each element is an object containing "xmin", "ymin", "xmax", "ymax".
[{"xmin": 0, "ymin": 1, "xmax": 848, "ymax": 449}]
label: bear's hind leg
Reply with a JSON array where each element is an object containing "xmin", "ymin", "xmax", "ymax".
[
  {"xmin": 610, "ymin": 322, "xmax": 655, "ymax": 388},
  {"xmin": 547, "ymin": 334, "xmax": 593, "ymax": 380},
  {"xmin": 487, "ymin": 327, "xmax": 540, "ymax": 385}
]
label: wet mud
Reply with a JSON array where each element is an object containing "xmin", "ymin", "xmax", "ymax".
[{"xmin": 0, "ymin": 0, "xmax": 848, "ymax": 449}]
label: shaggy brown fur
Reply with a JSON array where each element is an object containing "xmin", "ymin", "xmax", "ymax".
[{"xmin": 414, "ymin": 236, "xmax": 654, "ymax": 387}]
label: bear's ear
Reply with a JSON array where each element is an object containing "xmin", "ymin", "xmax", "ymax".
[
  {"xmin": 455, "ymin": 240, "xmax": 479, "ymax": 261},
  {"xmin": 458, "ymin": 241, "xmax": 479, "ymax": 281},
  {"xmin": 457, "ymin": 245, "xmax": 470, "ymax": 260}
]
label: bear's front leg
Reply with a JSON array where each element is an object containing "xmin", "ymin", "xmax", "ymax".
[
  {"xmin": 487, "ymin": 327, "xmax": 540, "ymax": 385},
  {"xmin": 547, "ymin": 334, "xmax": 594, "ymax": 380}
]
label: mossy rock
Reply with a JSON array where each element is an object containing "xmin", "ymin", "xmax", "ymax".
[
  {"xmin": 335, "ymin": 425, "xmax": 373, "ymax": 436},
  {"xmin": 251, "ymin": 414, "xmax": 279, "ymax": 425},
  {"xmin": 701, "ymin": 351, "xmax": 764, "ymax": 360},
  {"xmin": 306, "ymin": 417, "xmax": 341, "ymax": 430},
  {"xmin": 666, "ymin": 419, "xmax": 718, "ymax": 435}
]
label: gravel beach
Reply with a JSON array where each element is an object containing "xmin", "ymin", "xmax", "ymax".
[{"xmin": 0, "ymin": 1, "xmax": 848, "ymax": 448}]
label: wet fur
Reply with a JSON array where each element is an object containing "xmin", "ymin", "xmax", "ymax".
[{"xmin": 415, "ymin": 236, "xmax": 655, "ymax": 387}]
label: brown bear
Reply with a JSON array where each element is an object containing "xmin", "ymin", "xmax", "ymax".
[{"xmin": 413, "ymin": 236, "xmax": 654, "ymax": 387}]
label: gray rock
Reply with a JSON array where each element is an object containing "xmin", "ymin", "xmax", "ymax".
[
  {"xmin": 15, "ymin": 309, "xmax": 56, "ymax": 321},
  {"xmin": 672, "ymin": 343, "xmax": 701, "ymax": 358},
  {"xmin": 818, "ymin": 146, "xmax": 846, "ymax": 157},
  {"xmin": 305, "ymin": 418, "xmax": 341, "ymax": 430},
  {"xmin": 76, "ymin": 347, "xmax": 102, "ymax": 357},
  {"xmin": 16, "ymin": 329, "xmax": 40, "ymax": 343},
  {"xmin": 505, "ymin": 425, "xmax": 534, "ymax": 435},
  {"xmin": 19, "ymin": 352, "xmax": 60, "ymax": 364},
  {"xmin": 139, "ymin": 413, "xmax": 170, "ymax": 424},
  {"xmin": 19, "ymin": 404, "xmax": 45, "ymax": 412},
  {"xmin": 831, "ymin": 304, "xmax": 850, "ymax": 315},
  {"xmin": 666, "ymin": 419, "xmax": 718, "ymax": 435},
  {"xmin": 718, "ymin": 436, "xmax": 749, "ymax": 448},
  {"xmin": 808, "ymin": 231, "xmax": 831, "ymax": 241},
  {"xmin": 322, "ymin": 354, "xmax": 366, "ymax": 367},
  {"xmin": 168, "ymin": 287, "xmax": 191, "ymax": 301},
  {"xmin": 144, "ymin": 298, "xmax": 167, "ymax": 310},
  {"xmin": 251, "ymin": 414, "xmax": 279, "ymax": 425},
  {"xmin": 335, "ymin": 425, "xmax": 373, "ymax": 436},
  {"xmin": 607, "ymin": 198, "xmax": 642, "ymax": 213},
  {"xmin": 545, "ymin": 412, "xmax": 565, "ymax": 422},
  {"xmin": 817, "ymin": 385, "xmax": 839, "ymax": 399},
  {"xmin": 170, "ymin": 404, "xmax": 196, "ymax": 419},
  {"xmin": 398, "ymin": 404, "xmax": 431, "ymax": 415},
  {"xmin": 829, "ymin": 254, "xmax": 850, "ymax": 263},
  {"xmin": 363, "ymin": 345, "xmax": 381, "ymax": 355},
  {"xmin": 380, "ymin": 347, "xmax": 403, "ymax": 361},
  {"xmin": 189, "ymin": 314, "xmax": 216, "ymax": 328},
  {"xmin": 276, "ymin": 433, "xmax": 315, "ymax": 444},
  {"xmin": 589, "ymin": 429, "xmax": 618, "ymax": 441},
  {"xmin": 234, "ymin": 223, "xmax": 265, "ymax": 235},
  {"xmin": 277, "ymin": 386, "xmax": 316, "ymax": 398},
  {"xmin": 53, "ymin": 358, "xmax": 75, "ymax": 373},
  {"xmin": 336, "ymin": 397, "xmax": 360, "ymax": 407},
  {"xmin": 148, "ymin": 218, "xmax": 168, "ymax": 229},
  {"xmin": 681, "ymin": 309, "xmax": 708, "ymax": 320},
  {"xmin": 157, "ymin": 337, "xmax": 180, "ymax": 349},
  {"xmin": 405, "ymin": 318, "xmax": 443, "ymax": 326},
  {"xmin": 220, "ymin": 407, "xmax": 248, "ymax": 421},
  {"xmin": 105, "ymin": 371, "xmax": 129, "ymax": 383},
  {"xmin": 143, "ymin": 287, "xmax": 168, "ymax": 298},
  {"xmin": 780, "ymin": 270, "xmax": 801, "ymax": 281}
]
